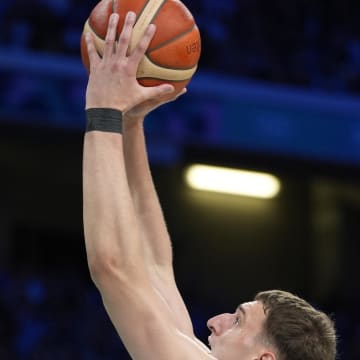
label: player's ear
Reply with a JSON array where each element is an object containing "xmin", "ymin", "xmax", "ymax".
[{"xmin": 258, "ymin": 351, "xmax": 276, "ymax": 360}]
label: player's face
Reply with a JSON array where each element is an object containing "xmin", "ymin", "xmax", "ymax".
[{"xmin": 207, "ymin": 300, "xmax": 271, "ymax": 360}]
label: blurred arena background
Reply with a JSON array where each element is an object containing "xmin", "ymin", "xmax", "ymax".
[{"xmin": 1, "ymin": 0, "xmax": 360, "ymax": 358}]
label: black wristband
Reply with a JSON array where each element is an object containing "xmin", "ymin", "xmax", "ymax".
[{"xmin": 86, "ymin": 108, "xmax": 123, "ymax": 134}]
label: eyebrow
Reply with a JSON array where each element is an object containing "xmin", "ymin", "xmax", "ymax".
[{"xmin": 236, "ymin": 304, "xmax": 247, "ymax": 319}]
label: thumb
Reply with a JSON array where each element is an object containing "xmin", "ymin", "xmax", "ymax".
[{"xmin": 145, "ymin": 84, "xmax": 175, "ymax": 99}]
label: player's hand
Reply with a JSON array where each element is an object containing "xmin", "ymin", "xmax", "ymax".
[
  {"xmin": 85, "ymin": 12, "xmax": 174, "ymax": 112},
  {"xmin": 124, "ymin": 88, "xmax": 187, "ymax": 126}
]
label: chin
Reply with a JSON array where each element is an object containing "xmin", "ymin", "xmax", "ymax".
[{"xmin": 210, "ymin": 348, "xmax": 220, "ymax": 358}]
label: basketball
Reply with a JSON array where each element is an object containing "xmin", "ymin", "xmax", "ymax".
[{"xmin": 80, "ymin": 0, "xmax": 201, "ymax": 94}]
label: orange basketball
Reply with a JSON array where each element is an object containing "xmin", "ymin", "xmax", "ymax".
[{"xmin": 80, "ymin": 0, "xmax": 201, "ymax": 94}]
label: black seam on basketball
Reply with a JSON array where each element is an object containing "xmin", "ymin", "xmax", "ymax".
[
  {"xmin": 138, "ymin": 77, "xmax": 191, "ymax": 83},
  {"xmin": 88, "ymin": 0, "xmax": 117, "ymax": 41},
  {"xmin": 144, "ymin": 53, "xmax": 198, "ymax": 71},
  {"xmin": 88, "ymin": 20, "xmax": 105, "ymax": 41},
  {"xmin": 111, "ymin": 0, "xmax": 120, "ymax": 41},
  {"xmin": 149, "ymin": 0, "xmax": 167, "ymax": 24},
  {"xmin": 135, "ymin": 0, "xmax": 152, "ymax": 27},
  {"xmin": 85, "ymin": 22, "xmax": 106, "ymax": 56},
  {"xmin": 147, "ymin": 24, "xmax": 196, "ymax": 53}
]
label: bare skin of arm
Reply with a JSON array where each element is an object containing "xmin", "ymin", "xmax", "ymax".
[
  {"xmin": 83, "ymin": 11, "xmax": 213, "ymax": 360},
  {"xmin": 123, "ymin": 90, "xmax": 199, "ymax": 337}
]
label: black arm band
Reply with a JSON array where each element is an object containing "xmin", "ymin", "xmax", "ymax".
[{"xmin": 86, "ymin": 108, "xmax": 123, "ymax": 134}]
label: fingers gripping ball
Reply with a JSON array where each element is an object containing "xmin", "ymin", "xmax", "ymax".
[{"xmin": 80, "ymin": 0, "xmax": 201, "ymax": 95}]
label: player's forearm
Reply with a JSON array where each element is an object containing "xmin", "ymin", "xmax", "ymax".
[
  {"xmin": 83, "ymin": 131, "xmax": 143, "ymax": 278},
  {"xmin": 122, "ymin": 118, "xmax": 173, "ymax": 268}
]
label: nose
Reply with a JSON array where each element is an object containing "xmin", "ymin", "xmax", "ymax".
[{"xmin": 207, "ymin": 313, "xmax": 232, "ymax": 336}]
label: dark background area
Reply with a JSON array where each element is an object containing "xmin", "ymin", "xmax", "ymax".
[{"xmin": 1, "ymin": 0, "xmax": 360, "ymax": 359}]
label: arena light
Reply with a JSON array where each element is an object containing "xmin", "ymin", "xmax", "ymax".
[{"xmin": 185, "ymin": 164, "xmax": 281, "ymax": 199}]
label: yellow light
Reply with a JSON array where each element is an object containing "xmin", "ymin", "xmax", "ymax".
[{"xmin": 185, "ymin": 164, "xmax": 281, "ymax": 199}]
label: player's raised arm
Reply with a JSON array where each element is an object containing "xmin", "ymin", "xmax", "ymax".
[
  {"xmin": 83, "ymin": 11, "xmax": 172, "ymax": 280},
  {"xmin": 122, "ymin": 91, "xmax": 199, "ymax": 338},
  {"xmin": 82, "ymin": 12, "xmax": 213, "ymax": 360}
]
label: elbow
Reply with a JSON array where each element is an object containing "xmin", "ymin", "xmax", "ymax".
[
  {"xmin": 87, "ymin": 252, "xmax": 138, "ymax": 289},
  {"xmin": 87, "ymin": 253, "xmax": 108, "ymax": 287},
  {"xmin": 87, "ymin": 253, "xmax": 122, "ymax": 287}
]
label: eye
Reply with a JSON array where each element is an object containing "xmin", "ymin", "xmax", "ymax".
[{"xmin": 233, "ymin": 316, "xmax": 240, "ymax": 326}]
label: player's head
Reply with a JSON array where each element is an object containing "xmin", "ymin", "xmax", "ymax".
[{"xmin": 207, "ymin": 289, "xmax": 336, "ymax": 360}]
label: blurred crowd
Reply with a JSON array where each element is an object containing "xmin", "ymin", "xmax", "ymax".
[
  {"xmin": 1, "ymin": 0, "xmax": 360, "ymax": 93},
  {"xmin": 0, "ymin": 267, "xmax": 131, "ymax": 359}
]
